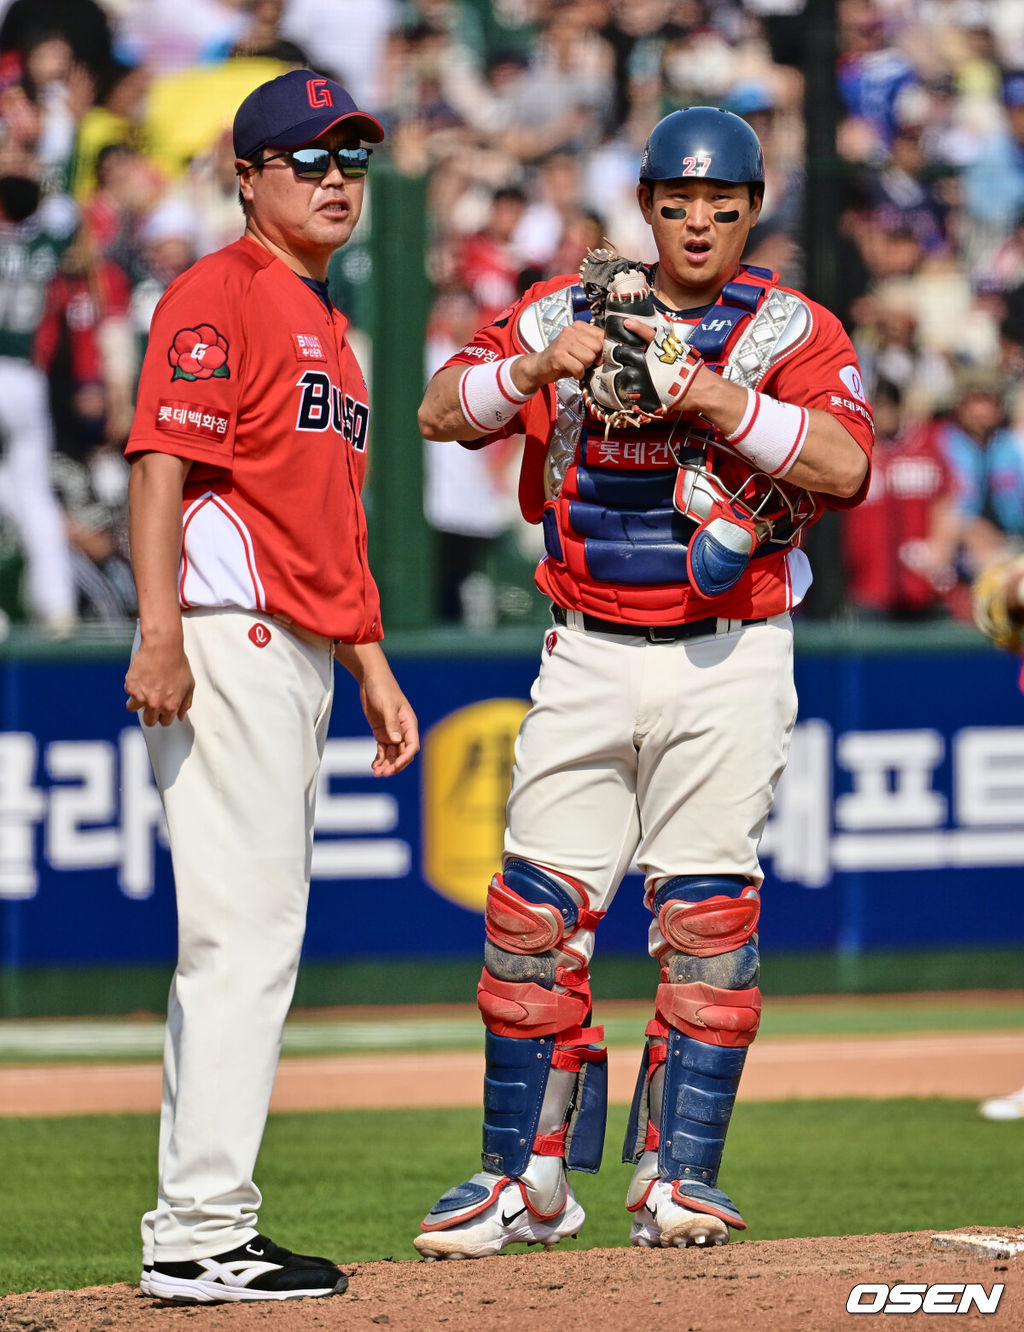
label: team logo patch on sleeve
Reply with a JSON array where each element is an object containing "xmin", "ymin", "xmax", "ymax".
[
  {"xmin": 293, "ymin": 333, "xmax": 326, "ymax": 360},
  {"xmin": 838, "ymin": 365, "xmax": 866, "ymax": 401},
  {"xmin": 169, "ymin": 325, "xmax": 230, "ymax": 380}
]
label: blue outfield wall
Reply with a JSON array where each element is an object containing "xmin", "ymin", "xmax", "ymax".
[{"xmin": 2, "ymin": 626, "xmax": 1024, "ymax": 970}]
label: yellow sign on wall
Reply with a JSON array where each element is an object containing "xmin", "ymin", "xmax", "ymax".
[{"xmin": 422, "ymin": 698, "xmax": 530, "ymax": 911}]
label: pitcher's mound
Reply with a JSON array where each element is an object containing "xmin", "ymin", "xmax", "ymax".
[{"xmin": 2, "ymin": 1229, "xmax": 1021, "ymax": 1331}]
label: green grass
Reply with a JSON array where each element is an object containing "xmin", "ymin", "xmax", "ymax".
[
  {"xmin": 1, "ymin": 992, "xmax": 1022, "ymax": 1063},
  {"xmin": 4, "ymin": 946, "xmax": 1024, "ymax": 1018},
  {"xmin": 756, "ymin": 995, "xmax": 1024, "ymax": 1037},
  {"xmin": 0, "ymin": 1099, "xmax": 1019, "ymax": 1295}
]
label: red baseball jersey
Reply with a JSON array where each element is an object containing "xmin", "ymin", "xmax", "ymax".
[
  {"xmin": 441, "ymin": 271, "xmax": 874, "ymax": 622},
  {"xmin": 35, "ymin": 259, "xmax": 131, "ymax": 384},
  {"xmin": 126, "ymin": 237, "xmax": 382, "ymax": 643},
  {"xmin": 842, "ymin": 420, "xmax": 953, "ymax": 615}
]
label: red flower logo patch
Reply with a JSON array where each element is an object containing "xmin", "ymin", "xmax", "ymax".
[{"xmin": 169, "ymin": 325, "xmax": 230, "ymax": 381}]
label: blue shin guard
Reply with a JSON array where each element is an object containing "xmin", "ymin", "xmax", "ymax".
[
  {"xmin": 483, "ymin": 1030, "xmax": 607, "ymax": 1177},
  {"xmin": 623, "ymin": 1032, "xmax": 748, "ymax": 1230},
  {"xmin": 659, "ymin": 1031, "xmax": 747, "ymax": 1190},
  {"xmin": 482, "ymin": 1031, "xmax": 555, "ymax": 1177}
]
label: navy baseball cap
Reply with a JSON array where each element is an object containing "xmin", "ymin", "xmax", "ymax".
[{"xmin": 233, "ymin": 69, "xmax": 385, "ymax": 161}]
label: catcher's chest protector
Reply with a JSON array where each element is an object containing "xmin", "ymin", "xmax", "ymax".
[{"xmin": 519, "ymin": 267, "xmax": 815, "ymax": 611}]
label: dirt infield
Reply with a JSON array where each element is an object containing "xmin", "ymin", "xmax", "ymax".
[
  {"xmin": 3, "ymin": 1028, "xmax": 1024, "ymax": 1115},
  {"xmin": 2, "ymin": 1230, "xmax": 1021, "ymax": 1331},
  {"xmin": 2, "ymin": 1009, "xmax": 1023, "ymax": 1328}
]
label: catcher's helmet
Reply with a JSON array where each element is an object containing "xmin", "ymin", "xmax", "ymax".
[{"xmin": 639, "ymin": 107, "xmax": 765, "ymax": 187}]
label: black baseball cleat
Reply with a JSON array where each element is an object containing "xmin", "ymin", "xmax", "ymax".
[{"xmin": 145, "ymin": 1233, "xmax": 347, "ymax": 1303}]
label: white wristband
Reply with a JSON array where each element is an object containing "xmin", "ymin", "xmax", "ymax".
[
  {"xmin": 724, "ymin": 387, "xmax": 809, "ymax": 477},
  {"xmin": 458, "ymin": 356, "xmax": 532, "ymax": 433}
]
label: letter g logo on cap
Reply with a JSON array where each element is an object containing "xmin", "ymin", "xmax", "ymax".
[{"xmin": 307, "ymin": 78, "xmax": 333, "ymax": 108}]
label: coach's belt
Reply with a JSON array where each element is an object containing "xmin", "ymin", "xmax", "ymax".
[
  {"xmin": 550, "ymin": 604, "xmax": 767, "ymax": 643},
  {"xmin": 272, "ymin": 615, "xmax": 336, "ymax": 653}
]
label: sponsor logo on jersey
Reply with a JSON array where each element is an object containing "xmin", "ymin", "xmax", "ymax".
[
  {"xmin": 583, "ymin": 434, "xmax": 679, "ymax": 469},
  {"xmin": 156, "ymin": 400, "xmax": 231, "ymax": 439},
  {"xmin": 295, "ymin": 370, "xmax": 368, "ymax": 450},
  {"xmin": 169, "ymin": 325, "xmax": 230, "ymax": 381},
  {"xmin": 838, "ymin": 364, "xmax": 866, "ymax": 401},
  {"xmin": 292, "ymin": 333, "xmax": 326, "ymax": 361},
  {"xmin": 459, "ymin": 344, "xmax": 499, "ymax": 362},
  {"xmin": 829, "ymin": 392, "xmax": 872, "ymax": 423}
]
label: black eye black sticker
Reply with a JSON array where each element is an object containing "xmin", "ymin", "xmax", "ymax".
[{"xmin": 659, "ymin": 206, "xmax": 742, "ymax": 222}]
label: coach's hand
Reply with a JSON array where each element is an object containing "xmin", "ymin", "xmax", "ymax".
[
  {"xmin": 336, "ymin": 641, "xmax": 420, "ymax": 776},
  {"xmin": 362, "ymin": 675, "xmax": 419, "ymax": 776},
  {"xmin": 125, "ymin": 637, "xmax": 196, "ymax": 726}
]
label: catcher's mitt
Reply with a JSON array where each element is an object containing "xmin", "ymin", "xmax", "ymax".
[
  {"xmin": 578, "ymin": 247, "xmax": 703, "ymax": 430},
  {"xmin": 971, "ymin": 554, "xmax": 1024, "ymax": 653}
]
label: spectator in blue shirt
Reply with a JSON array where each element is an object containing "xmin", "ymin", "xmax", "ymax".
[
  {"xmin": 962, "ymin": 70, "xmax": 1024, "ymax": 257},
  {"xmin": 837, "ymin": 5, "xmax": 921, "ymax": 159},
  {"xmin": 937, "ymin": 369, "xmax": 1024, "ymax": 582}
]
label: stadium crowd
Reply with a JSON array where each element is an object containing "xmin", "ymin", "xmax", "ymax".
[{"xmin": 2, "ymin": 0, "xmax": 1024, "ymax": 632}]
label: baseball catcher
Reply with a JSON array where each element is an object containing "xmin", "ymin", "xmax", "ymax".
[
  {"xmin": 578, "ymin": 244, "xmax": 820, "ymax": 597},
  {"xmin": 413, "ymin": 105, "xmax": 874, "ymax": 1260},
  {"xmin": 579, "ymin": 250, "xmax": 704, "ymax": 430}
]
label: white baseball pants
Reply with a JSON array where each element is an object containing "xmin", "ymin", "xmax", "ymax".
[
  {"xmin": 0, "ymin": 357, "xmax": 75, "ymax": 623},
  {"xmin": 137, "ymin": 609, "xmax": 335, "ymax": 1262},
  {"xmin": 504, "ymin": 613, "xmax": 798, "ymax": 964}
]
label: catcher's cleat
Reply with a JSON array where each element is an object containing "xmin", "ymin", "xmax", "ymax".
[
  {"xmin": 627, "ymin": 1178, "xmax": 744, "ymax": 1249},
  {"xmin": 414, "ymin": 1170, "xmax": 585, "ymax": 1260},
  {"xmin": 144, "ymin": 1234, "xmax": 347, "ymax": 1303},
  {"xmin": 979, "ymin": 1086, "xmax": 1024, "ymax": 1121}
]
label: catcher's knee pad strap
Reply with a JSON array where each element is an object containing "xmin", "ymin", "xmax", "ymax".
[
  {"xmin": 477, "ymin": 968, "xmax": 591, "ymax": 1039},
  {"xmin": 655, "ymin": 979, "xmax": 762, "ymax": 1047},
  {"xmin": 651, "ymin": 875, "xmax": 760, "ymax": 958}
]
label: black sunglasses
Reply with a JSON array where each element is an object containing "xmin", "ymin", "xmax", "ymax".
[{"xmin": 260, "ymin": 146, "xmax": 373, "ymax": 179}]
